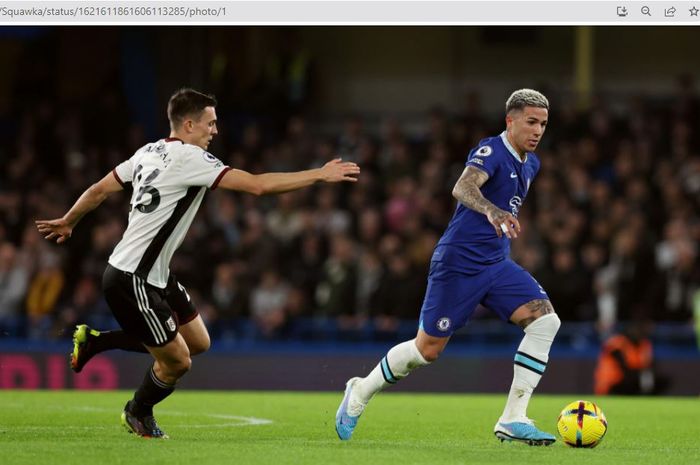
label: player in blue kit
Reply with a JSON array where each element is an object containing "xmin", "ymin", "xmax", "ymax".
[{"xmin": 336, "ymin": 89, "xmax": 560, "ymax": 446}]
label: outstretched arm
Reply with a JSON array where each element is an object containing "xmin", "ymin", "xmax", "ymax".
[
  {"xmin": 35, "ymin": 171, "xmax": 124, "ymax": 243},
  {"xmin": 217, "ymin": 158, "xmax": 360, "ymax": 196},
  {"xmin": 452, "ymin": 165, "xmax": 520, "ymax": 239}
]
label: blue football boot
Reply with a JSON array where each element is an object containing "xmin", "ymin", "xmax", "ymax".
[
  {"xmin": 335, "ymin": 377, "xmax": 363, "ymax": 440},
  {"xmin": 494, "ymin": 418, "xmax": 556, "ymax": 446}
]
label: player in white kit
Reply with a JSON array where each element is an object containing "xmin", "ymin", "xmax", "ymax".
[{"xmin": 36, "ymin": 88, "xmax": 360, "ymax": 438}]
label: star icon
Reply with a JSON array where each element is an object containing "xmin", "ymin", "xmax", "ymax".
[{"xmin": 691, "ymin": 6, "xmax": 699, "ymax": 16}]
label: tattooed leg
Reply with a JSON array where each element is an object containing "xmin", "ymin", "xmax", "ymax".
[{"xmin": 511, "ymin": 299, "xmax": 555, "ymax": 328}]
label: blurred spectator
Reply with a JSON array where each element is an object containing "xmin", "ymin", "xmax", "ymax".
[
  {"xmin": 312, "ymin": 186, "xmax": 351, "ymax": 235},
  {"xmin": 355, "ymin": 249, "xmax": 383, "ymax": 318},
  {"xmin": 210, "ymin": 261, "xmax": 250, "ymax": 339},
  {"xmin": 315, "ymin": 234, "xmax": 357, "ymax": 320},
  {"xmin": 595, "ymin": 228, "xmax": 657, "ymax": 333},
  {"xmin": 25, "ymin": 250, "xmax": 64, "ymax": 339},
  {"xmin": 539, "ymin": 248, "xmax": 589, "ymax": 321},
  {"xmin": 53, "ymin": 276, "xmax": 102, "ymax": 338},
  {"xmin": 337, "ymin": 116, "xmax": 368, "ymax": 162},
  {"xmin": 0, "ymin": 242, "xmax": 31, "ymax": 336},
  {"xmin": 594, "ymin": 321, "xmax": 668, "ymax": 395},
  {"xmin": 236, "ymin": 209, "xmax": 279, "ymax": 278},
  {"xmin": 250, "ymin": 269, "xmax": 292, "ymax": 339},
  {"xmin": 373, "ymin": 252, "xmax": 425, "ymax": 338},
  {"xmin": 208, "ymin": 192, "xmax": 241, "ymax": 250},
  {"xmin": 384, "ymin": 177, "xmax": 417, "ymax": 234},
  {"xmin": 653, "ymin": 222, "xmax": 699, "ymax": 322},
  {"xmin": 267, "ymin": 192, "xmax": 305, "ymax": 246}
]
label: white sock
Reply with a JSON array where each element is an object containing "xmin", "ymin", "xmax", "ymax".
[
  {"xmin": 500, "ymin": 313, "xmax": 561, "ymax": 422},
  {"xmin": 348, "ymin": 339, "xmax": 430, "ymax": 415}
]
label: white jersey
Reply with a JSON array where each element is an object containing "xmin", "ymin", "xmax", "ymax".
[{"xmin": 108, "ymin": 138, "xmax": 230, "ymax": 288}]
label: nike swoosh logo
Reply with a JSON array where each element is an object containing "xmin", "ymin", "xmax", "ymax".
[{"xmin": 510, "ymin": 173, "xmax": 518, "ymax": 178}]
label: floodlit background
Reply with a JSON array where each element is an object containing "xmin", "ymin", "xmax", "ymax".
[{"xmin": 0, "ymin": 26, "xmax": 698, "ymax": 394}]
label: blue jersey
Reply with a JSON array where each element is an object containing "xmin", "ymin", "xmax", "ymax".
[{"xmin": 433, "ymin": 131, "xmax": 540, "ymax": 272}]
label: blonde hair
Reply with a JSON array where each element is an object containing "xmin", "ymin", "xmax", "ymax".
[{"xmin": 505, "ymin": 89, "xmax": 549, "ymax": 114}]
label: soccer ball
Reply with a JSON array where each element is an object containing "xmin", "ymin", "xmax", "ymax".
[{"xmin": 556, "ymin": 400, "xmax": 608, "ymax": 448}]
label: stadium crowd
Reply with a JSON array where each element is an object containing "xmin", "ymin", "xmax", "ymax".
[{"xmin": 1, "ymin": 78, "xmax": 699, "ymax": 343}]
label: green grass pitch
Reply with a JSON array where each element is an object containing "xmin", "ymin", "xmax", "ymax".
[{"xmin": 2, "ymin": 390, "xmax": 699, "ymax": 465}]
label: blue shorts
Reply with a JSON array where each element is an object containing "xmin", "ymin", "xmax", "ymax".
[{"xmin": 418, "ymin": 259, "xmax": 549, "ymax": 337}]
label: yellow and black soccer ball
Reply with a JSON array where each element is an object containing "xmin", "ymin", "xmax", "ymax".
[{"xmin": 556, "ymin": 400, "xmax": 608, "ymax": 448}]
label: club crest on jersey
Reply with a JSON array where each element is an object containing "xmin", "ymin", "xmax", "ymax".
[
  {"xmin": 475, "ymin": 145, "xmax": 493, "ymax": 157},
  {"xmin": 436, "ymin": 317, "xmax": 451, "ymax": 332},
  {"xmin": 165, "ymin": 317, "xmax": 176, "ymax": 332},
  {"xmin": 509, "ymin": 196, "xmax": 523, "ymax": 217}
]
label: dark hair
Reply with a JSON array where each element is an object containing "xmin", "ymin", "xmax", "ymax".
[{"xmin": 167, "ymin": 88, "xmax": 217, "ymax": 128}]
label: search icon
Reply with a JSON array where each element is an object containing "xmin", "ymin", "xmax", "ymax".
[{"xmin": 641, "ymin": 5, "xmax": 651, "ymax": 16}]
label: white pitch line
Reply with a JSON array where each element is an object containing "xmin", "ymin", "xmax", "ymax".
[
  {"xmin": 201, "ymin": 413, "xmax": 273, "ymax": 426},
  {"xmin": 22, "ymin": 405, "xmax": 274, "ymax": 429}
]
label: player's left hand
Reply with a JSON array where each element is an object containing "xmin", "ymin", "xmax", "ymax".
[
  {"xmin": 320, "ymin": 158, "xmax": 360, "ymax": 183},
  {"xmin": 35, "ymin": 218, "xmax": 73, "ymax": 244}
]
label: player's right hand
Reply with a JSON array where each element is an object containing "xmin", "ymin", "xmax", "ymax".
[
  {"xmin": 320, "ymin": 158, "xmax": 360, "ymax": 183},
  {"xmin": 35, "ymin": 218, "xmax": 73, "ymax": 244},
  {"xmin": 486, "ymin": 208, "xmax": 521, "ymax": 239}
]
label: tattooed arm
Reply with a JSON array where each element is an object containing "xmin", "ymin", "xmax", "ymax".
[{"xmin": 451, "ymin": 166, "xmax": 521, "ymax": 239}]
